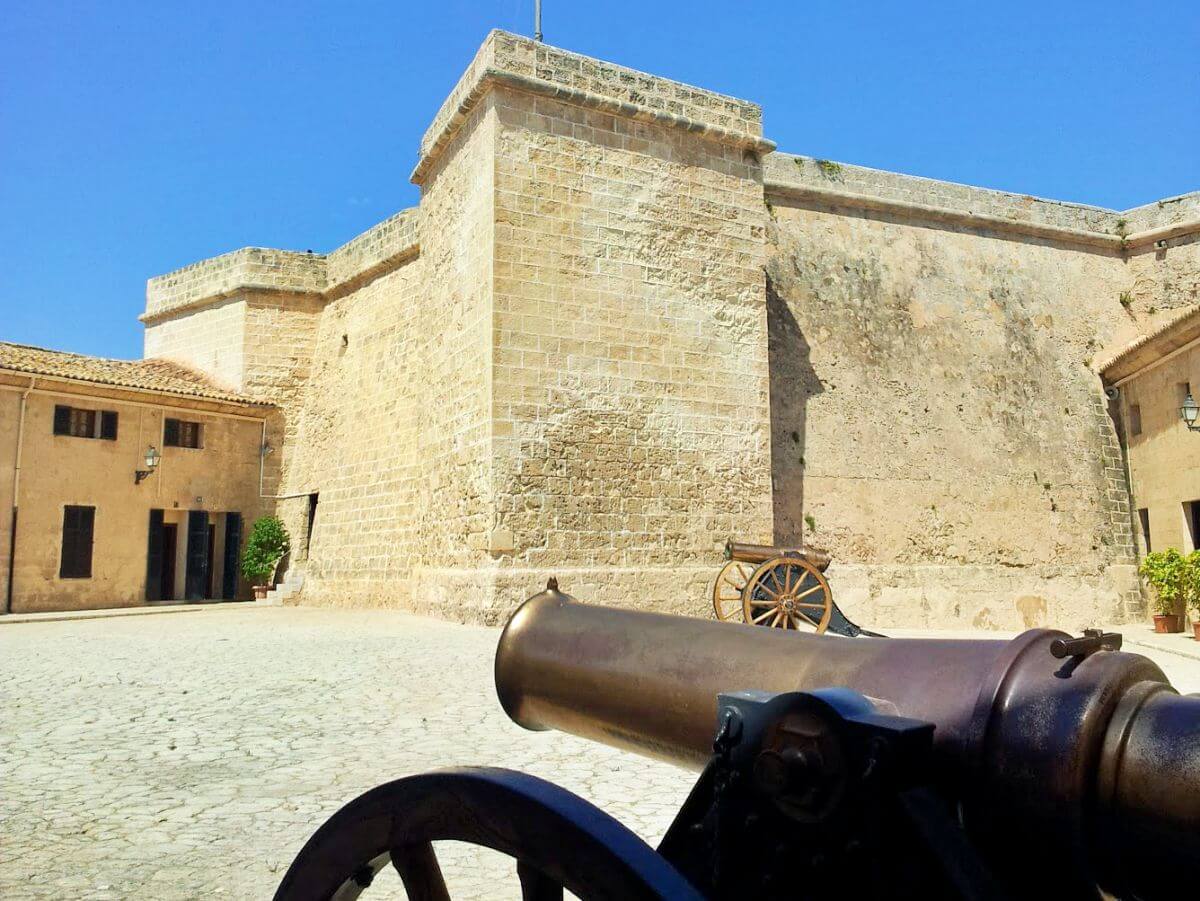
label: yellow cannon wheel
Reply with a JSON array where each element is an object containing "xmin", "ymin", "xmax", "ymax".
[
  {"xmin": 712, "ymin": 560, "xmax": 755, "ymax": 621},
  {"xmin": 742, "ymin": 556, "xmax": 833, "ymax": 633}
]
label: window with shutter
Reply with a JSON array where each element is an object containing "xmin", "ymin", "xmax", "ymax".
[
  {"xmin": 60, "ymin": 505, "xmax": 95, "ymax": 579},
  {"xmin": 164, "ymin": 418, "xmax": 203, "ymax": 448},
  {"xmin": 69, "ymin": 408, "xmax": 96, "ymax": 437},
  {"xmin": 52, "ymin": 405, "xmax": 117, "ymax": 440}
]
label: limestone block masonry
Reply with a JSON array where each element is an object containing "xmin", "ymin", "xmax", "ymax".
[{"xmin": 142, "ymin": 30, "xmax": 1199, "ymax": 628}]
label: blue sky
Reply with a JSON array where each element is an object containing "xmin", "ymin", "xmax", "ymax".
[{"xmin": 1, "ymin": 1, "xmax": 1197, "ymax": 359}]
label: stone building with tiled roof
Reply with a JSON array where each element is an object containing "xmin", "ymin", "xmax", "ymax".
[
  {"xmin": 5, "ymin": 31, "xmax": 1198, "ymax": 624},
  {"xmin": 1100, "ymin": 307, "xmax": 1200, "ymax": 629},
  {"xmin": 1, "ymin": 342, "xmax": 274, "ymax": 612}
]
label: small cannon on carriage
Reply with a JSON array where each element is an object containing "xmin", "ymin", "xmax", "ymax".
[{"xmin": 712, "ymin": 540, "xmax": 881, "ymax": 637}]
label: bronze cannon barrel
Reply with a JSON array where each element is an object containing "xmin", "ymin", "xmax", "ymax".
[
  {"xmin": 724, "ymin": 540, "xmax": 831, "ymax": 571},
  {"xmin": 496, "ymin": 586, "xmax": 1200, "ymax": 899}
]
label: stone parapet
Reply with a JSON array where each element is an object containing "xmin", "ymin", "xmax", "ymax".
[
  {"xmin": 413, "ymin": 30, "xmax": 770, "ymax": 185},
  {"xmin": 143, "ymin": 208, "xmax": 421, "ymax": 322},
  {"xmin": 1121, "ymin": 191, "xmax": 1200, "ymax": 232},
  {"xmin": 325, "ymin": 208, "xmax": 419, "ymax": 297},
  {"xmin": 765, "ymin": 152, "xmax": 1124, "ymax": 244},
  {"xmin": 144, "ymin": 248, "xmax": 327, "ymax": 322},
  {"xmin": 765, "ymin": 155, "xmax": 1200, "ymax": 252}
]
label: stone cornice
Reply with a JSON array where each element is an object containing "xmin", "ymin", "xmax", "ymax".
[{"xmin": 410, "ymin": 67, "xmax": 775, "ymax": 185}]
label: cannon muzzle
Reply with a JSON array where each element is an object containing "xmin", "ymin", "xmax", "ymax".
[{"xmin": 496, "ymin": 585, "xmax": 1200, "ymax": 899}]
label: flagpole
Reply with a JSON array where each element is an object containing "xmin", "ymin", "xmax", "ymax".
[{"xmin": 534, "ymin": 0, "xmax": 543, "ymax": 42}]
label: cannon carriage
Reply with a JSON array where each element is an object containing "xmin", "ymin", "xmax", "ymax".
[
  {"xmin": 277, "ymin": 582, "xmax": 1200, "ymax": 900},
  {"xmin": 712, "ymin": 541, "xmax": 881, "ymax": 637}
]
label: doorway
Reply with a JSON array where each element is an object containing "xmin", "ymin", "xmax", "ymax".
[
  {"xmin": 160, "ymin": 524, "xmax": 177, "ymax": 601},
  {"xmin": 221, "ymin": 513, "xmax": 242, "ymax": 600},
  {"xmin": 306, "ymin": 493, "xmax": 319, "ymax": 560},
  {"xmin": 206, "ymin": 524, "xmax": 216, "ymax": 599},
  {"xmin": 184, "ymin": 510, "xmax": 210, "ymax": 601}
]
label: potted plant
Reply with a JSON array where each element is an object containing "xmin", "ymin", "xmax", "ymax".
[
  {"xmin": 1139, "ymin": 548, "xmax": 1188, "ymax": 633},
  {"xmin": 1186, "ymin": 550, "xmax": 1200, "ymax": 641},
  {"xmin": 241, "ymin": 516, "xmax": 290, "ymax": 600}
]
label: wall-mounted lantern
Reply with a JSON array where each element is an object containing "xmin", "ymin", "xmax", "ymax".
[
  {"xmin": 1182, "ymin": 392, "xmax": 1200, "ymax": 432},
  {"xmin": 135, "ymin": 445, "xmax": 161, "ymax": 484}
]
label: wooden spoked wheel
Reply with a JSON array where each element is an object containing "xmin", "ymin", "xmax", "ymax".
[
  {"xmin": 712, "ymin": 560, "xmax": 755, "ymax": 621},
  {"xmin": 742, "ymin": 556, "xmax": 833, "ymax": 633},
  {"xmin": 273, "ymin": 767, "xmax": 700, "ymax": 900}
]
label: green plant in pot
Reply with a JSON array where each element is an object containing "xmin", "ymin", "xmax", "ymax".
[
  {"xmin": 1186, "ymin": 550, "xmax": 1200, "ymax": 640},
  {"xmin": 242, "ymin": 516, "xmax": 290, "ymax": 600},
  {"xmin": 1139, "ymin": 548, "xmax": 1198, "ymax": 634}
]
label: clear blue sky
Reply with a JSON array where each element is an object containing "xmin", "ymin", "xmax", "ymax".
[{"xmin": 1, "ymin": 1, "xmax": 1197, "ymax": 359}]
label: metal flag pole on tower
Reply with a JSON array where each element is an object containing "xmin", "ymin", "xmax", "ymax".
[{"xmin": 534, "ymin": 0, "xmax": 543, "ymax": 42}]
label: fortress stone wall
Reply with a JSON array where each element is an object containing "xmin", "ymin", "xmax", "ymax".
[{"xmin": 142, "ymin": 30, "xmax": 1199, "ymax": 628}]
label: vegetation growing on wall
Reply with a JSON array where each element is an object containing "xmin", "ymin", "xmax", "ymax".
[{"xmin": 814, "ymin": 159, "xmax": 843, "ymax": 179}]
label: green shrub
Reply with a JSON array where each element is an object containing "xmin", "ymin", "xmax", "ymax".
[
  {"xmin": 241, "ymin": 516, "xmax": 290, "ymax": 584},
  {"xmin": 1139, "ymin": 548, "xmax": 1200, "ymax": 616}
]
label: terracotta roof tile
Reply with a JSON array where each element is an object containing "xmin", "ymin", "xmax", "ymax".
[{"xmin": 0, "ymin": 342, "xmax": 267, "ymax": 406}]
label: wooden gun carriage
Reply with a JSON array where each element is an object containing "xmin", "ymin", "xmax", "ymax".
[{"xmin": 712, "ymin": 541, "xmax": 881, "ymax": 637}]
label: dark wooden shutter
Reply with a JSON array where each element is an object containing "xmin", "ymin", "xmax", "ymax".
[
  {"xmin": 184, "ymin": 511, "xmax": 209, "ymax": 600},
  {"xmin": 145, "ymin": 509, "xmax": 164, "ymax": 601},
  {"xmin": 164, "ymin": 418, "xmax": 180, "ymax": 447},
  {"xmin": 60, "ymin": 506, "xmax": 95, "ymax": 578},
  {"xmin": 100, "ymin": 411, "xmax": 118, "ymax": 441},
  {"xmin": 222, "ymin": 513, "xmax": 242, "ymax": 600},
  {"xmin": 53, "ymin": 405, "xmax": 71, "ymax": 435}
]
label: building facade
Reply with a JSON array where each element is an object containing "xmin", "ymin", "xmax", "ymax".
[
  {"xmin": 10, "ymin": 31, "xmax": 1199, "ymax": 625},
  {"xmin": 1101, "ymin": 308, "xmax": 1200, "ymax": 578},
  {"xmin": 0, "ymin": 343, "xmax": 272, "ymax": 613}
]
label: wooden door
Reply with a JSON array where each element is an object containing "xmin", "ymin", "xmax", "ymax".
[{"xmin": 184, "ymin": 511, "xmax": 209, "ymax": 601}]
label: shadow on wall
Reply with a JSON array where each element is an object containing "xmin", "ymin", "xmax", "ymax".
[{"xmin": 767, "ymin": 273, "xmax": 823, "ymax": 545}]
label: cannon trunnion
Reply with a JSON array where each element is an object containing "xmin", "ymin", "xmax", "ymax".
[{"xmin": 278, "ymin": 584, "xmax": 1200, "ymax": 900}]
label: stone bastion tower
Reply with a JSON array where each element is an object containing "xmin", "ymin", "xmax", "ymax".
[
  {"xmin": 141, "ymin": 31, "xmax": 776, "ymax": 622},
  {"xmin": 140, "ymin": 30, "xmax": 1199, "ymax": 628}
]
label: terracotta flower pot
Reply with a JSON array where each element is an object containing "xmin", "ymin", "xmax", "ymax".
[
  {"xmin": 1194, "ymin": 621, "xmax": 1200, "ymax": 641},
  {"xmin": 253, "ymin": 585, "xmax": 269, "ymax": 600},
  {"xmin": 1153, "ymin": 614, "xmax": 1181, "ymax": 634}
]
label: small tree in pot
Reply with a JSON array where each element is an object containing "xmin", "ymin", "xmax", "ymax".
[
  {"xmin": 242, "ymin": 516, "xmax": 290, "ymax": 600},
  {"xmin": 1139, "ymin": 548, "xmax": 1200, "ymax": 634},
  {"xmin": 1184, "ymin": 550, "xmax": 1200, "ymax": 640}
]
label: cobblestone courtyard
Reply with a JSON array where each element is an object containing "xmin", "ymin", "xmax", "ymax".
[
  {"xmin": 0, "ymin": 606, "xmax": 696, "ymax": 899},
  {"xmin": 3, "ymin": 606, "xmax": 1198, "ymax": 900}
]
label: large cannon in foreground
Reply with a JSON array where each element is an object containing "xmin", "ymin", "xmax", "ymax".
[{"xmin": 277, "ymin": 583, "xmax": 1200, "ymax": 900}]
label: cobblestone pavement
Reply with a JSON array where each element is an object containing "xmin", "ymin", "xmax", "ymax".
[{"xmin": 2, "ymin": 607, "xmax": 1199, "ymax": 900}]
